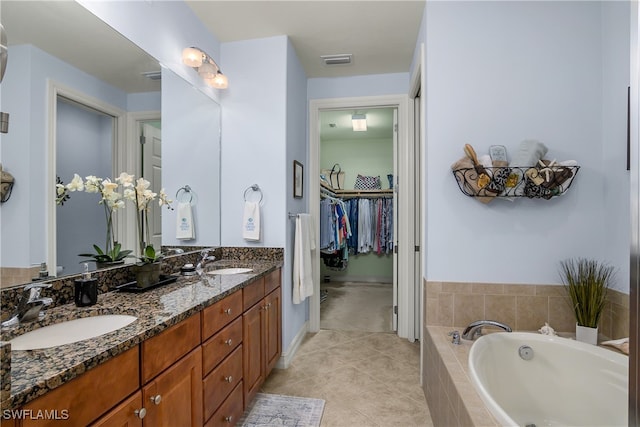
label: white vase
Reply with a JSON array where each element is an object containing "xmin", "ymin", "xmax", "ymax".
[{"xmin": 575, "ymin": 323, "xmax": 598, "ymax": 345}]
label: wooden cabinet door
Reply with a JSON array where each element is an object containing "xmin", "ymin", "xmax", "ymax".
[
  {"xmin": 242, "ymin": 302, "xmax": 264, "ymax": 408},
  {"xmin": 91, "ymin": 391, "xmax": 144, "ymax": 427},
  {"xmin": 264, "ymin": 287, "xmax": 281, "ymax": 376},
  {"xmin": 21, "ymin": 346, "xmax": 139, "ymax": 427},
  {"xmin": 142, "ymin": 347, "xmax": 203, "ymax": 427}
]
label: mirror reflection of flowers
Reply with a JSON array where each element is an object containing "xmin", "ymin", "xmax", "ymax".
[
  {"xmin": 55, "ymin": 173, "xmax": 132, "ymax": 264},
  {"xmin": 120, "ymin": 173, "xmax": 174, "ymax": 264}
]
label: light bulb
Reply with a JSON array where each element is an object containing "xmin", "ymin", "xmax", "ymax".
[
  {"xmin": 198, "ymin": 62, "xmax": 216, "ymax": 79},
  {"xmin": 182, "ymin": 47, "xmax": 203, "ymax": 67}
]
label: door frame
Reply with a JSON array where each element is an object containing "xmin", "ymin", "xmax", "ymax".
[
  {"xmin": 308, "ymin": 94, "xmax": 418, "ymax": 340},
  {"xmin": 46, "ymin": 80, "xmax": 126, "ymax": 275},
  {"xmin": 119, "ymin": 112, "xmax": 161, "ymax": 257}
]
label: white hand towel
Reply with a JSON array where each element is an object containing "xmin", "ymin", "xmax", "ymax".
[
  {"xmin": 242, "ymin": 201, "xmax": 261, "ymax": 241},
  {"xmin": 293, "ymin": 214, "xmax": 316, "ymax": 304},
  {"xmin": 176, "ymin": 201, "xmax": 195, "ymax": 240}
]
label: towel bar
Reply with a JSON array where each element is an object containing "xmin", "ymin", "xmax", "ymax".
[
  {"xmin": 176, "ymin": 185, "xmax": 194, "ymax": 203},
  {"xmin": 244, "ymin": 184, "xmax": 264, "ymax": 204}
]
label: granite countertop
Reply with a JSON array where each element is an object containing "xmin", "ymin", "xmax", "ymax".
[{"xmin": 0, "ymin": 259, "xmax": 281, "ymax": 410}]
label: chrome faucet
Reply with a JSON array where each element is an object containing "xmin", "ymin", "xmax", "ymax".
[
  {"xmin": 1, "ymin": 283, "xmax": 54, "ymax": 327},
  {"xmin": 165, "ymin": 248, "xmax": 184, "ymax": 255},
  {"xmin": 462, "ymin": 320, "xmax": 512, "ymax": 340},
  {"xmin": 195, "ymin": 249, "xmax": 216, "ymax": 276}
]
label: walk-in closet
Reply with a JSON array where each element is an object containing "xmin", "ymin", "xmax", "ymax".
[{"xmin": 318, "ymin": 107, "xmax": 397, "ymax": 333}]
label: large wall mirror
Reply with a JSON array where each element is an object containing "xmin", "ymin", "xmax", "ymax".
[{"xmin": 0, "ymin": 1, "xmax": 221, "ymax": 287}]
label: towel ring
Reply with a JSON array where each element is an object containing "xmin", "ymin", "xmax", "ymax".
[
  {"xmin": 243, "ymin": 184, "xmax": 263, "ymax": 204},
  {"xmin": 176, "ymin": 185, "xmax": 194, "ymax": 204}
]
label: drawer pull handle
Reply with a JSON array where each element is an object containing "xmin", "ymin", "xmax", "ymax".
[
  {"xmin": 224, "ymin": 308, "xmax": 232, "ymax": 315},
  {"xmin": 225, "ymin": 339, "xmax": 233, "ymax": 346},
  {"xmin": 150, "ymin": 394, "xmax": 162, "ymax": 405},
  {"xmin": 225, "ymin": 415, "xmax": 233, "ymax": 423},
  {"xmin": 134, "ymin": 408, "xmax": 147, "ymax": 419},
  {"xmin": 224, "ymin": 375, "xmax": 233, "ymax": 383}
]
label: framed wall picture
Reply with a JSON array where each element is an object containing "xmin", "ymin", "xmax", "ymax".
[{"xmin": 293, "ymin": 160, "xmax": 303, "ymax": 198}]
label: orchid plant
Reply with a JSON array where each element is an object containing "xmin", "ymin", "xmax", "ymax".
[
  {"xmin": 56, "ymin": 172, "xmax": 173, "ymax": 265},
  {"xmin": 120, "ymin": 173, "xmax": 173, "ymax": 264},
  {"xmin": 56, "ymin": 173, "xmax": 132, "ymax": 264}
]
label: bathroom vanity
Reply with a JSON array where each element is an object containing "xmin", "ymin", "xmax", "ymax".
[{"xmin": 0, "ymin": 262, "xmax": 282, "ymax": 427}]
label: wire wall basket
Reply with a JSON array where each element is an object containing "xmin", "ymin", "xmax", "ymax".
[{"xmin": 452, "ymin": 165, "xmax": 580, "ymax": 200}]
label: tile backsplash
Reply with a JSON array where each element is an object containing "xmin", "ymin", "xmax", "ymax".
[
  {"xmin": 425, "ymin": 280, "xmax": 629, "ymax": 339},
  {"xmin": 0, "ymin": 247, "xmax": 284, "ymax": 322}
]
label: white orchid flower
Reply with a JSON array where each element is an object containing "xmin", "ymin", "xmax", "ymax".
[
  {"xmin": 55, "ymin": 183, "xmax": 66, "ymax": 196},
  {"xmin": 111, "ymin": 199, "xmax": 125, "ymax": 210},
  {"xmin": 66, "ymin": 174, "xmax": 84, "ymax": 192},
  {"xmin": 116, "ymin": 172, "xmax": 134, "ymax": 187},
  {"xmin": 84, "ymin": 175, "xmax": 101, "ymax": 193},
  {"xmin": 158, "ymin": 189, "xmax": 173, "ymax": 207},
  {"xmin": 102, "ymin": 179, "xmax": 119, "ymax": 196},
  {"xmin": 123, "ymin": 188, "xmax": 136, "ymax": 201}
]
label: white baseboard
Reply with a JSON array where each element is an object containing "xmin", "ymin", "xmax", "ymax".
[{"xmin": 276, "ymin": 320, "xmax": 309, "ymax": 369}]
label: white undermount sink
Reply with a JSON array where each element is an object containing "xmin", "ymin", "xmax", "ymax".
[
  {"xmin": 10, "ymin": 314, "xmax": 137, "ymax": 351},
  {"xmin": 207, "ymin": 267, "xmax": 253, "ymax": 275}
]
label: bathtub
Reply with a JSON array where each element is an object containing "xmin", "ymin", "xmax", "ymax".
[{"xmin": 468, "ymin": 332, "xmax": 628, "ymax": 427}]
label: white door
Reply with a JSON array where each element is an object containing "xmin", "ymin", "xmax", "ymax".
[
  {"xmin": 392, "ymin": 108, "xmax": 399, "ymax": 331},
  {"xmin": 141, "ymin": 123, "xmax": 162, "ymax": 250}
]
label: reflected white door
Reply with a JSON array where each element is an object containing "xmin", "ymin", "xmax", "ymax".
[
  {"xmin": 141, "ymin": 123, "xmax": 162, "ymax": 250},
  {"xmin": 392, "ymin": 108, "xmax": 399, "ymax": 331}
]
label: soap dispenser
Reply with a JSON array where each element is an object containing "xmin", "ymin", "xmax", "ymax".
[{"xmin": 74, "ymin": 263, "xmax": 98, "ymax": 307}]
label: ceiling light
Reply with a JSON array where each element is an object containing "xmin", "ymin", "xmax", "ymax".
[
  {"xmin": 198, "ymin": 62, "xmax": 216, "ymax": 79},
  {"xmin": 182, "ymin": 47, "xmax": 204, "ymax": 67},
  {"xmin": 182, "ymin": 46, "xmax": 228, "ymax": 89},
  {"xmin": 210, "ymin": 72, "xmax": 228, "ymax": 89},
  {"xmin": 321, "ymin": 54, "xmax": 352, "ymax": 65},
  {"xmin": 352, "ymin": 114, "xmax": 367, "ymax": 132}
]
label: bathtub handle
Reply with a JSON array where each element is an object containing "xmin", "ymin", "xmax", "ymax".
[{"xmin": 448, "ymin": 330, "xmax": 461, "ymax": 345}]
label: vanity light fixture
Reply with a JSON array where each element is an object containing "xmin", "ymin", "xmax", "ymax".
[
  {"xmin": 182, "ymin": 46, "xmax": 228, "ymax": 89},
  {"xmin": 351, "ymin": 114, "xmax": 367, "ymax": 132}
]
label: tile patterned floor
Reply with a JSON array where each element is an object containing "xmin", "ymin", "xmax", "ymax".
[{"xmin": 261, "ymin": 330, "xmax": 434, "ymax": 426}]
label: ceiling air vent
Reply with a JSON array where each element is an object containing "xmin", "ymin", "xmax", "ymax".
[
  {"xmin": 141, "ymin": 71, "xmax": 162, "ymax": 80},
  {"xmin": 321, "ymin": 54, "xmax": 352, "ymax": 65}
]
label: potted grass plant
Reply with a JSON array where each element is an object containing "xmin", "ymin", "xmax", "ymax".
[{"xmin": 559, "ymin": 258, "xmax": 614, "ymax": 345}]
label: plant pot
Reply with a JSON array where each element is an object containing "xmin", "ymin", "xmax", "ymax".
[
  {"xmin": 575, "ymin": 323, "xmax": 598, "ymax": 345},
  {"xmin": 134, "ymin": 262, "xmax": 161, "ymax": 288}
]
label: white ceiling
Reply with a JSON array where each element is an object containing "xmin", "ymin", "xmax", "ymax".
[
  {"xmin": 320, "ymin": 108, "xmax": 395, "ymax": 142},
  {"xmin": 1, "ymin": 1, "xmax": 161, "ymax": 94},
  {"xmin": 186, "ymin": 0, "xmax": 425, "ymax": 78},
  {"xmin": 2, "ymin": 1, "xmax": 421, "ymax": 141}
]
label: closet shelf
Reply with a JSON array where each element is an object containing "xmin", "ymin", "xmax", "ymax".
[
  {"xmin": 335, "ymin": 189, "xmax": 393, "ymax": 199},
  {"xmin": 452, "ymin": 165, "xmax": 580, "ymax": 200}
]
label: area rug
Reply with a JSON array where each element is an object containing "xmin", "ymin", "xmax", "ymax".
[{"xmin": 239, "ymin": 393, "xmax": 325, "ymax": 427}]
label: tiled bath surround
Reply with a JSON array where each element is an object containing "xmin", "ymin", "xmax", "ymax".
[
  {"xmin": 425, "ymin": 280, "xmax": 629, "ymax": 339},
  {"xmin": 423, "ymin": 280, "xmax": 631, "ymax": 426}
]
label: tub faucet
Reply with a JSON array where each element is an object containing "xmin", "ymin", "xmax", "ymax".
[
  {"xmin": 462, "ymin": 320, "xmax": 512, "ymax": 340},
  {"xmin": 1, "ymin": 283, "xmax": 54, "ymax": 327}
]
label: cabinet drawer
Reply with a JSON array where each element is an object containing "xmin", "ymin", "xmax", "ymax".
[
  {"xmin": 203, "ymin": 345, "xmax": 243, "ymax": 421},
  {"xmin": 90, "ymin": 390, "xmax": 143, "ymax": 427},
  {"xmin": 142, "ymin": 314, "xmax": 200, "ymax": 383},
  {"xmin": 264, "ymin": 269, "xmax": 281, "ymax": 294},
  {"xmin": 242, "ymin": 277, "xmax": 265, "ymax": 310},
  {"xmin": 204, "ymin": 381, "xmax": 244, "ymax": 427},
  {"xmin": 202, "ymin": 291, "xmax": 242, "ymax": 341},
  {"xmin": 22, "ymin": 346, "xmax": 139, "ymax": 427},
  {"xmin": 202, "ymin": 316, "xmax": 243, "ymax": 376}
]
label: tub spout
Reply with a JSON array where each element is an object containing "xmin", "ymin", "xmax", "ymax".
[{"xmin": 462, "ymin": 320, "xmax": 512, "ymax": 340}]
